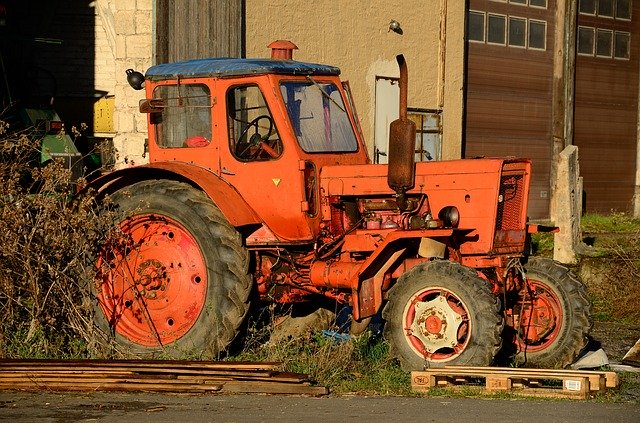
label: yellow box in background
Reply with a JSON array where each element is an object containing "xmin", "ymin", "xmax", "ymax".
[{"xmin": 93, "ymin": 95, "xmax": 115, "ymax": 134}]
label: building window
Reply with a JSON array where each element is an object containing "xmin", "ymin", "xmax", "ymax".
[
  {"xmin": 408, "ymin": 109, "xmax": 442, "ymax": 162},
  {"xmin": 578, "ymin": 26, "xmax": 596, "ymax": 55},
  {"xmin": 598, "ymin": 0, "xmax": 614, "ymax": 17},
  {"xmin": 581, "ymin": 0, "xmax": 632, "ymax": 19},
  {"xmin": 510, "ymin": 0, "xmax": 527, "ymax": 4},
  {"xmin": 467, "ymin": 12, "xmax": 547, "ymax": 51},
  {"xmin": 616, "ymin": 0, "xmax": 632, "ymax": 20},
  {"xmin": 488, "ymin": 14, "xmax": 507, "ymax": 45},
  {"xmin": 614, "ymin": 31, "xmax": 631, "ymax": 59},
  {"xmin": 529, "ymin": 20, "xmax": 546, "ymax": 50},
  {"xmin": 468, "ymin": 11, "xmax": 486, "ymax": 42},
  {"xmin": 579, "ymin": 0, "xmax": 597, "ymax": 15},
  {"xmin": 508, "ymin": 17, "xmax": 527, "ymax": 47},
  {"xmin": 596, "ymin": 29, "xmax": 613, "ymax": 57},
  {"xmin": 529, "ymin": 0, "xmax": 548, "ymax": 7}
]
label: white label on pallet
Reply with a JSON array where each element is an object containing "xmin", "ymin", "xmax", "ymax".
[{"xmin": 564, "ymin": 380, "xmax": 582, "ymax": 391}]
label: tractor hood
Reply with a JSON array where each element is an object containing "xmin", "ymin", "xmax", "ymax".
[
  {"xmin": 320, "ymin": 158, "xmax": 514, "ymax": 197},
  {"xmin": 320, "ymin": 157, "xmax": 531, "ymax": 256}
]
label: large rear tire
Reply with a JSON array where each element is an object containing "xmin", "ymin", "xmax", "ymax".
[
  {"xmin": 94, "ymin": 180, "xmax": 251, "ymax": 358},
  {"xmin": 513, "ymin": 257, "xmax": 591, "ymax": 368},
  {"xmin": 382, "ymin": 260, "xmax": 503, "ymax": 370}
]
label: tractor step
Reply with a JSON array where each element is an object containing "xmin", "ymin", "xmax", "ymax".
[{"xmin": 411, "ymin": 366, "xmax": 618, "ymax": 400}]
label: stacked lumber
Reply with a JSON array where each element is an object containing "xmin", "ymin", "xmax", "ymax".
[
  {"xmin": 411, "ymin": 366, "xmax": 618, "ymax": 399},
  {"xmin": 0, "ymin": 359, "xmax": 328, "ymax": 396}
]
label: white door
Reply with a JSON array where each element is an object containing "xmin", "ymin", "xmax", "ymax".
[{"xmin": 373, "ymin": 76, "xmax": 399, "ymax": 164}]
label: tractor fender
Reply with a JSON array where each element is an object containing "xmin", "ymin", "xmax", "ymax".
[{"xmin": 80, "ymin": 162, "xmax": 262, "ymax": 228}]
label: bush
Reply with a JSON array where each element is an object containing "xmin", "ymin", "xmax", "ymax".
[{"xmin": 0, "ymin": 127, "xmax": 113, "ymax": 358}]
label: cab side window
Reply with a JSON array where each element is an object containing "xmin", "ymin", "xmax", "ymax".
[
  {"xmin": 227, "ymin": 85, "xmax": 283, "ymax": 161},
  {"xmin": 153, "ymin": 84, "xmax": 212, "ymax": 148}
]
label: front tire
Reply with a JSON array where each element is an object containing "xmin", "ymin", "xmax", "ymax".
[
  {"xmin": 383, "ymin": 260, "xmax": 503, "ymax": 370},
  {"xmin": 94, "ymin": 180, "xmax": 252, "ymax": 358}
]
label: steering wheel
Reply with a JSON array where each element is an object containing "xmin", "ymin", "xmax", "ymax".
[{"xmin": 236, "ymin": 115, "xmax": 279, "ymax": 159}]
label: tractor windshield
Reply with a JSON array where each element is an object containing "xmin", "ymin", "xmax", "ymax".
[{"xmin": 280, "ymin": 79, "xmax": 358, "ymax": 153}]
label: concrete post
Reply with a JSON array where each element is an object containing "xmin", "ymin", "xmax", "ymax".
[{"xmin": 553, "ymin": 145, "xmax": 582, "ymax": 264}]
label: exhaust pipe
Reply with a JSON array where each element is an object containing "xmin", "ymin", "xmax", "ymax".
[{"xmin": 387, "ymin": 55, "xmax": 416, "ymax": 211}]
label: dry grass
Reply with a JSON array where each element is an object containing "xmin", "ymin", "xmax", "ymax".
[
  {"xmin": 233, "ymin": 314, "xmax": 410, "ymax": 395},
  {"xmin": 0, "ymin": 127, "xmax": 115, "ymax": 358},
  {"xmin": 578, "ymin": 238, "xmax": 640, "ymax": 324}
]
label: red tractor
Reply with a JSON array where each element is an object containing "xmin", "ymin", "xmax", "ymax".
[{"xmin": 89, "ymin": 42, "xmax": 590, "ymax": 369}]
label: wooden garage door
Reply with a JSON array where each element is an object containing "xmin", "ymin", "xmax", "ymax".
[
  {"xmin": 155, "ymin": 0, "xmax": 243, "ymax": 63},
  {"xmin": 574, "ymin": 0, "xmax": 639, "ymax": 214},
  {"xmin": 465, "ymin": 0, "xmax": 555, "ymax": 219}
]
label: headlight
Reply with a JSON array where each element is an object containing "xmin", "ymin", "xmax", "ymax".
[{"xmin": 438, "ymin": 206, "xmax": 460, "ymax": 228}]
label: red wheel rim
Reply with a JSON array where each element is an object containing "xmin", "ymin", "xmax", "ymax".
[
  {"xmin": 516, "ymin": 279, "xmax": 563, "ymax": 353},
  {"xmin": 402, "ymin": 287, "xmax": 470, "ymax": 362},
  {"xmin": 96, "ymin": 214, "xmax": 208, "ymax": 346}
]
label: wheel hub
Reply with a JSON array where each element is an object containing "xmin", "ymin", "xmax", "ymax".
[
  {"xmin": 518, "ymin": 282, "xmax": 561, "ymax": 348},
  {"xmin": 410, "ymin": 295, "xmax": 463, "ymax": 353},
  {"xmin": 136, "ymin": 259, "xmax": 167, "ymax": 297}
]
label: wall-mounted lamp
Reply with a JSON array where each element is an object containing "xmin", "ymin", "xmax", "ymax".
[
  {"xmin": 388, "ymin": 20, "xmax": 403, "ymax": 35},
  {"xmin": 126, "ymin": 69, "xmax": 145, "ymax": 90}
]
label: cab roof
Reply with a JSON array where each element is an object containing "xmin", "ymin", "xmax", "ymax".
[{"xmin": 145, "ymin": 58, "xmax": 341, "ymax": 81}]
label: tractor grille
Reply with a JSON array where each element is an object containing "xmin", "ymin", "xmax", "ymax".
[{"xmin": 496, "ymin": 173, "xmax": 525, "ymax": 231}]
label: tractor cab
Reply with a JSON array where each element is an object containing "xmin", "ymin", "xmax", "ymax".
[{"xmin": 137, "ymin": 47, "xmax": 369, "ymax": 242}]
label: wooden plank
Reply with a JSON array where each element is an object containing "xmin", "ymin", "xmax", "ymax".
[
  {"xmin": 220, "ymin": 381, "xmax": 329, "ymax": 396},
  {"xmin": 2, "ymin": 380, "xmax": 223, "ymax": 393},
  {"xmin": 176, "ymin": 371, "xmax": 309, "ymax": 383},
  {"xmin": 0, "ymin": 376, "xmax": 224, "ymax": 385},
  {"xmin": 0, "ymin": 366, "xmax": 277, "ymax": 380},
  {"xmin": 0, "ymin": 371, "xmax": 307, "ymax": 384},
  {"xmin": 0, "ymin": 359, "xmax": 280, "ymax": 371}
]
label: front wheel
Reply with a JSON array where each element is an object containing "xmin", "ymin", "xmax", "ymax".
[
  {"xmin": 383, "ymin": 260, "xmax": 503, "ymax": 370},
  {"xmin": 94, "ymin": 180, "xmax": 252, "ymax": 358},
  {"xmin": 511, "ymin": 257, "xmax": 591, "ymax": 368}
]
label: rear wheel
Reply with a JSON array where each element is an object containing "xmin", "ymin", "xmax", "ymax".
[
  {"xmin": 512, "ymin": 257, "xmax": 591, "ymax": 368},
  {"xmin": 94, "ymin": 180, "xmax": 251, "ymax": 358},
  {"xmin": 383, "ymin": 260, "xmax": 503, "ymax": 370}
]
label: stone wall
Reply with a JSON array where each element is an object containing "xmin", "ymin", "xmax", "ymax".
[{"xmin": 97, "ymin": 0, "xmax": 152, "ymax": 168}]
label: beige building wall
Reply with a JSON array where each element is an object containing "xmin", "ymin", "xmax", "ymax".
[{"xmin": 246, "ymin": 0, "xmax": 466, "ymax": 159}]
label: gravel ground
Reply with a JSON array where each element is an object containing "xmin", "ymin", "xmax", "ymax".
[{"xmin": 589, "ymin": 321, "xmax": 640, "ymax": 363}]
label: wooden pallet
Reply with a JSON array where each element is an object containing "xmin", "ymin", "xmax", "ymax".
[{"xmin": 411, "ymin": 366, "xmax": 618, "ymax": 399}]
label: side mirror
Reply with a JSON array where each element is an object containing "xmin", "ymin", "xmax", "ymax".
[{"xmin": 139, "ymin": 99, "xmax": 165, "ymax": 113}]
